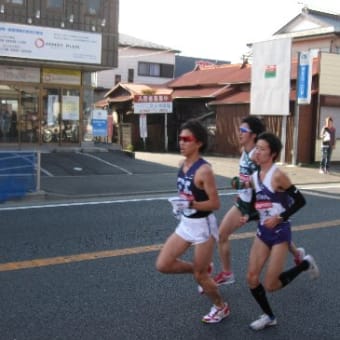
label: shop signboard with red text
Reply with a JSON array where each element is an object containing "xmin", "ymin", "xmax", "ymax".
[{"xmin": 133, "ymin": 95, "xmax": 172, "ymax": 114}]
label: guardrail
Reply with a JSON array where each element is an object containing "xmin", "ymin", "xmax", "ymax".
[{"xmin": 0, "ymin": 151, "xmax": 39, "ymax": 202}]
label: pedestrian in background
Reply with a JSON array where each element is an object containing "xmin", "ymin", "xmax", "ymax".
[
  {"xmin": 245, "ymin": 132, "xmax": 319, "ymax": 331},
  {"xmin": 320, "ymin": 116, "xmax": 336, "ymax": 174},
  {"xmin": 156, "ymin": 119, "xmax": 230, "ymax": 324}
]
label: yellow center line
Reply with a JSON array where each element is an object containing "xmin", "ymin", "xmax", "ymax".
[{"xmin": 0, "ymin": 219, "xmax": 339, "ymax": 273}]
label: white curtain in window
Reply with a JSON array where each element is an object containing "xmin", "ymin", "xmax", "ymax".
[{"xmin": 149, "ymin": 64, "xmax": 160, "ymax": 76}]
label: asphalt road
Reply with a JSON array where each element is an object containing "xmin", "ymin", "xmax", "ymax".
[
  {"xmin": 1, "ymin": 149, "xmax": 340, "ymax": 339},
  {"xmin": 37, "ymin": 150, "xmax": 231, "ymax": 200},
  {"xmin": 1, "ymin": 183, "xmax": 340, "ymax": 339}
]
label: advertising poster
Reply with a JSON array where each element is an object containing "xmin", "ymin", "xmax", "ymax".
[
  {"xmin": 62, "ymin": 96, "xmax": 79, "ymax": 120},
  {"xmin": 92, "ymin": 109, "xmax": 107, "ymax": 137},
  {"xmin": 47, "ymin": 95, "xmax": 59, "ymax": 126}
]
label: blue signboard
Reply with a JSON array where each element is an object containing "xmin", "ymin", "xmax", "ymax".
[
  {"xmin": 92, "ymin": 119, "xmax": 107, "ymax": 137},
  {"xmin": 297, "ymin": 51, "xmax": 312, "ymax": 104},
  {"xmin": 92, "ymin": 109, "xmax": 108, "ymax": 137}
]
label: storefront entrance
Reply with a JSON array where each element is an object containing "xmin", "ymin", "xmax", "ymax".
[
  {"xmin": 41, "ymin": 87, "xmax": 80, "ymax": 145},
  {"xmin": 0, "ymin": 84, "xmax": 38, "ymax": 144},
  {"xmin": 0, "ymin": 84, "xmax": 81, "ymax": 146}
]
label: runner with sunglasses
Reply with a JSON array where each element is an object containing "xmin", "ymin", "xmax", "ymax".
[
  {"xmin": 213, "ymin": 116, "xmax": 306, "ymax": 288},
  {"xmin": 156, "ymin": 119, "xmax": 230, "ymax": 323}
]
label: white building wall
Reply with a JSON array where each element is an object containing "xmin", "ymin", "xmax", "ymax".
[{"xmin": 94, "ymin": 47, "xmax": 176, "ymax": 89}]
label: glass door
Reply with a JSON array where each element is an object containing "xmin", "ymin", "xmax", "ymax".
[
  {"xmin": 0, "ymin": 86, "xmax": 18, "ymax": 143},
  {"xmin": 19, "ymin": 86, "xmax": 40, "ymax": 144},
  {"xmin": 42, "ymin": 87, "xmax": 80, "ymax": 145},
  {"xmin": 42, "ymin": 88, "xmax": 61, "ymax": 144},
  {"xmin": 61, "ymin": 88, "xmax": 80, "ymax": 144},
  {"xmin": 0, "ymin": 85, "xmax": 39, "ymax": 145}
]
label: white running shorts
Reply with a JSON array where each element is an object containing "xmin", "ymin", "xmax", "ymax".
[{"xmin": 175, "ymin": 213, "xmax": 218, "ymax": 245}]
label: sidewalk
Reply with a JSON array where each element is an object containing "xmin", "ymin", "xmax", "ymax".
[
  {"xmin": 134, "ymin": 152, "xmax": 340, "ymax": 186},
  {"xmin": 8, "ymin": 151, "xmax": 340, "ymax": 205}
]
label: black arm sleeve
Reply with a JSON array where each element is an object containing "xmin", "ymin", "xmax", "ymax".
[
  {"xmin": 280, "ymin": 185, "xmax": 306, "ymax": 221},
  {"xmin": 248, "ymin": 189, "xmax": 260, "ymax": 221}
]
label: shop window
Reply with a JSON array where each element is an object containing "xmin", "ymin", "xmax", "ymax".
[
  {"xmin": 138, "ymin": 62, "xmax": 174, "ymax": 78},
  {"xmin": 47, "ymin": 0, "xmax": 63, "ymax": 9},
  {"xmin": 114, "ymin": 74, "xmax": 121, "ymax": 85},
  {"xmin": 42, "ymin": 88, "xmax": 80, "ymax": 144},
  {"xmin": 128, "ymin": 69, "xmax": 134, "ymax": 83},
  {"xmin": 86, "ymin": 0, "xmax": 101, "ymax": 15},
  {"xmin": 5, "ymin": 0, "xmax": 24, "ymax": 5},
  {"xmin": 0, "ymin": 85, "xmax": 39, "ymax": 144}
]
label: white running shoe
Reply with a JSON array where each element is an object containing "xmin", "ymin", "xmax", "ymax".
[
  {"xmin": 201, "ymin": 303, "xmax": 230, "ymax": 323},
  {"xmin": 249, "ymin": 314, "xmax": 277, "ymax": 331},
  {"xmin": 294, "ymin": 247, "xmax": 306, "ymax": 265},
  {"xmin": 197, "ymin": 262, "xmax": 213, "ymax": 294},
  {"xmin": 213, "ymin": 271, "xmax": 235, "ymax": 286},
  {"xmin": 304, "ymin": 254, "xmax": 320, "ymax": 279}
]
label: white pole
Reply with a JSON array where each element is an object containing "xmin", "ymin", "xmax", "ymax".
[
  {"xmin": 292, "ymin": 51, "xmax": 301, "ymax": 166},
  {"xmin": 280, "ymin": 115, "xmax": 287, "ymax": 164},
  {"xmin": 164, "ymin": 113, "xmax": 168, "ymax": 151},
  {"xmin": 292, "ymin": 102, "xmax": 300, "ymax": 166},
  {"xmin": 36, "ymin": 151, "xmax": 41, "ymax": 191}
]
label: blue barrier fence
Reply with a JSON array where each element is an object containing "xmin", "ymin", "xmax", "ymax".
[{"xmin": 0, "ymin": 152, "xmax": 37, "ymax": 202}]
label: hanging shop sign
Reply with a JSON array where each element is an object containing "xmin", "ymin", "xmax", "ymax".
[
  {"xmin": 133, "ymin": 95, "xmax": 172, "ymax": 114},
  {"xmin": 43, "ymin": 68, "xmax": 81, "ymax": 85}
]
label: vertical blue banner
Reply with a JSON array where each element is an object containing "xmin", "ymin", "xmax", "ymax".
[{"xmin": 297, "ymin": 51, "xmax": 312, "ymax": 104}]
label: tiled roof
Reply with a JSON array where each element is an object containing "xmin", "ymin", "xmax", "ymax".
[
  {"xmin": 168, "ymin": 63, "xmax": 251, "ymax": 88},
  {"xmin": 305, "ymin": 8, "xmax": 340, "ymax": 29},
  {"xmin": 209, "ymin": 91, "xmax": 250, "ymax": 105},
  {"xmin": 172, "ymin": 86, "xmax": 225, "ymax": 99},
  {"xmin": 169, "ymin": 57, "xmax": 320, "ymax": 104},
  {"xmin": 119, "ymin": 33, "xmax": 180, "ymax": 52},
  {"xmin": 169, "ymin": 57, "xmax": 319, "ymax": 88},
  {"xmin": 101, "ymin": 57, "xmax": 320, "ymax": 106},
  {"xmin": 105, "ymin": 83, "xmax": 172, "ymax": 98},
  {"xmin": 107, "ymin": 95, "xmax": 132, "ymax": 103},
  {"xmin": 274, "ymin": 7, "xmax": 340, "ymax": 35},
  {"xmin": 94, "ymin": 98, "xmax": 109, "ymax": 107}
]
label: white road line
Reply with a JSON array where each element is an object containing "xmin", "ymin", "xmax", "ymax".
[
  {"xmin": 39, "ymin": 167, "xmax": 54, "ymax": 177},
  {"xmin": 301, "ymin": 191, "xmax": 340, "ymax": 200},
  {"xmin": 77, "ymin": 152, "xmax": 133, "ymax": 175},
  {"xmin": 0, "ymin": 196, "xmax": 176, "ymax": 211},
  {"xmin": 300, "ymin": 183, "xmax": 340, "ymax": 190},
  {"xmin": 0, "ymin": 183, "xmax": 339, "ymax": 211}
]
